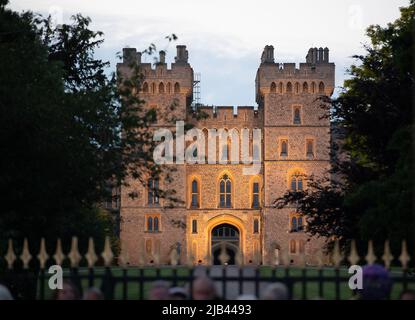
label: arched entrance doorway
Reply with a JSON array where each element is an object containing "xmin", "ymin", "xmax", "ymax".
[{"xmin": 211, "ymin": 223, "xmax": 239, "ymax": 265}]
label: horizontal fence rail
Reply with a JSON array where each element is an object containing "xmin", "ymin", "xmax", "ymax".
[{"xmin": 0, "ymin": 237, "xmax": 414, "ymax": 300}]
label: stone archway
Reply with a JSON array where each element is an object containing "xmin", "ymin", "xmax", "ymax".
[{"xmin": 211, "ymin": 223, "xmax": 240, "ymax": 265}]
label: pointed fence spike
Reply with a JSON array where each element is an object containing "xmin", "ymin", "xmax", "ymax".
[
  {"xmin": 101, "ymin": 236, "xmax": 114, "ymax": 267},
  {"xmin": 235, "ymin": 248, "xmax": 244, "ymax": 267},
  {"xmin": 399, "ymin": 240, "xmax": 410, "ymax": 270},
  {"xmin": 348, "ymin": 240, "xmax": 360, "ymax": 266},
  {"xmin": 118, "ymin": 245, "xmax": 129, "ymax": 268},
  {"xmin": 381, "ymin": 240, "xmax": 394, "ymax": 269},
  {"xmin": 316, "ymin": 248, "xmax": 324, "ymax": 268},
  {"xmin": 169, "ymin": 247, "xmax": 179, "ymax": 266},
  {"xmin": 281, "ymin": 246, "xmax": 290, "ymax": 267},
  {"xmin": 53, "ymin": 238, "xmax": 65, "ymax": 265},
  {"xmin": 5, "ymin": 239, "xmax": 16, "ymax": 270},
  {"xmin": 68, "ymin": 237, "xmax": 82, "ymax": 268},
  {"xmin": 20, "ymin": 238, "xmax": 32, "ymax": 269},
  {"xmin": 138, "ymin": 239, "xmax": 145, "ymax": 266},
  {"xmin": 85, "ymin": 237, "xmax": 98, "ymax": 268},
  {"xmin": 332, "ymin": 240, "xmax": 342, "ymax": 268},
  {"xmin": 218, "ymin": 241, "xmax": 229, "ymax": 265},
  {"xmin": 365, "ymin": 240, "xmax": 376, "ymax": 265},
  {"xmin": 37, "ymin": 238, "xmax": 49, "ymax": 270},
  {"xmin": 186, "ymin": 246, "xmax": 195, "ymax": 267}
]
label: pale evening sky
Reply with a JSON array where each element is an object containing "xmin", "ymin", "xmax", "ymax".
[{"xmin": 10, "ymin": 0, "xmax": 409, "ymax": 106}]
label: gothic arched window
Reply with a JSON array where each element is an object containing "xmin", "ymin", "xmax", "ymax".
[
  {"xmin": 253, "ymin": 219, "xmax": 259, "ymax": 233},
  {"xmin": 174, "ymin": 82, "xmax": 180, "ymax": 93},
  {"xmin": 270, "ymin": 82, "xmax": 276, "ymax": 93},
  {"xmin": 219, "ymin": 174, "xmax": 232, "ymax": 208},
  {"xmin": 293, "ymin": 107, "xmax": 301, "ymax": 124},
  {"xmin": 286, "ymin": 82, "xmax": 293, "ymax": 93},
  {"xmin": 147, "ymin": 217, "xmax": 153, "ymax": 231},
  {"xmin": 154, "ymin": 217, "xmax": 159, "ymax": 231},
  {"xmin": 159, "ymin": 82, "xmax": 165, "ymax": 93},
  {"xmin": 303, "ymin": 82, "xmax": 308, "ymax": 93},
  {"xmin": 143, "ymin": 82, "xmax": 149, "ymax": 93},
  {"xmin": 290, "ymin": 173, "xmax": 304, "ymax": 191},
  {"xmin": 319, "ymin": 81, "xmax": 325, "ymax": 94}
]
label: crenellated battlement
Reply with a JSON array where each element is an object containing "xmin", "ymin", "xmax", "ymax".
[{"xmin": 255, "ymin": 45, "xmax": 335, "ymax": 101}]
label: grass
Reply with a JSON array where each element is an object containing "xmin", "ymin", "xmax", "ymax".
[{"xmin": 38, "ymin": 265, "xmax": 415, "ymax": 300}]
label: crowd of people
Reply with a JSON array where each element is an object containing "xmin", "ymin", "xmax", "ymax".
[{"xmin": 0, "ymin": 264, "xmax": 414, "ymax": 300}]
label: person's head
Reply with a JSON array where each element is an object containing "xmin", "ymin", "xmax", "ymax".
[
  {"xmin": 237, "ymin": 294, "xmax": 257, "ymax": 300},
  {"xmin": 83, "ymin": 287, "xmax": 104, "ymax": 300},
  {"xmin": 192, "ymin": 276, "xmax": 218, "ymax": 300},
  {"xmin": 148, "ymin": 281, "xmax": 170, "ymax": 300},
  {"xmin": 360, "ymin": 264, "xmax": 392, "ymax": 300},
  {"xmin": 55, "ymin": 280, "xmax": 81, "ymax": 300},
  {"xmin": 0, "ymin": 284, "xmax": 13, "ymax": 300},
  {"xmin": 400, "ymin": 290, "xmax": 415, "ymax": 300},
  {"xmin": 262, "ymin": 282, "xmax": 289, "ymax": 300},
  {"xmin": 169, "ymin": 287, "xmax": 188, "ymax": 300}
]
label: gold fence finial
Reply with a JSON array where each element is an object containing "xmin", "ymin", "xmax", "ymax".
[
  {"xmin": 169, "ymin": 247, "xmax": 179, "ymax": 266},
  {"xmin": 348, "ymin": 240, "xmax": 359, "ymax": 266},
  {"xmin": 399, "ymin": 240, "xmax": 410, "ymax": 270},
  {"xmin": 381, "ymin": 240, "xmax": 394, "ymax": 269},
  {"xmin": 68, "ymin": 236, "xmax": 82, "ymax": 268},
  {"xmin": 20, "ymin": 238, "xmax": 32, "ymax": 269},
  {"xmin": 53, "ymin": 238, "xmax": 65, "ymax": 265},
  {"xmin": 186, "ymin": 246, "xmax": 195, "ymax": 267},
  {"xmin": 37, "ymin": 238, "xmax": 49, "ymax": 269},
  {"xmin": 316, "ymin": 248, "xmax": 324, "ymax": 268},
  {"xmin": 101, "ymin": 236, "xmax": 114, "ymax": 267},
  {"xmin": 138, "ymin": 239, "xmax": 145, "ymax": 266},
  {"xmin": 281, "ymin": 246, "xmax": 290, "ymax": 267},
  {"xmin": 5, "ymin": 239, "xmax": 16, "ymax": 270},
  {"xmin": 235, "ymin": 248, "xmax": 244, "ymax": 267},
  {"xmin": 218, "ymin": 241, "xmax": 229, "ymax": 265},
  {"xmin": 118, "ymin": 245, "xmax": 129, "ymax": 268},
  {"xmin": 332, "ymin": 240, "xmax": 342, "ymax": 268},
  {"xmin": 85, "ymin": 237, "xmax": 97, "ymax": 268},
  {"xmin": 365, "ymin": 240, "xmax": 376, "ymax": 265}
]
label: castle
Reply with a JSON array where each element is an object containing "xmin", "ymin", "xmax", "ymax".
[{"xmin": 117, "ymin": 45, "xmax": 335, "ymax": 265}]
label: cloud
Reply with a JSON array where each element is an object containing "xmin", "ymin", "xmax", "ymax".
[{"xmin": 9, "ymin": 0, "xmax": 409, "ymax": 105}]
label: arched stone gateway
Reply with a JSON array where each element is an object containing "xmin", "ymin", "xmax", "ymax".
[{"xmin": 211, "ymin": 223, "xmax": 240, "ymax": 265}]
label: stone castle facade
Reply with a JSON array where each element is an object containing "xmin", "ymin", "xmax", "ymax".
[{"xmin": 117, "ymin": 44, "xmax": 335, "ymax": 266}]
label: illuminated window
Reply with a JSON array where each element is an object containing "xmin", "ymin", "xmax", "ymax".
[
  {"xmin": 280, "ymin": 140, "xmax": 288, "ymax": 157},
  {"xmin": 191, "ymin": 179, "xmax": 199, "ymax": 208},
  {"xmin": 147, "ymin": 216, "xmax": 153, "ymax": 232},
  {"xmin": 219, "ymin": 174, "xmax": 232, "ymax": 208},
  {"xmin": 253, "ymin": 219, "xmax": 259, "ymax": 233},
  {"xmin": 290, "ymin": 174, "xmax": 304, "ymax": 191},
  {"xmin": 290, "ymin": 214, "xmax": 304, "ymax": 232},
  {"xmin": 192, "ymin": 219, "xmax": 197, "ymax": 234},
  {"xmin": 252, "ymin": 182, "xmax": 260, "ymax": 208}
]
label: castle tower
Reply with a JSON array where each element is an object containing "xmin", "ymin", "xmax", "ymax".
[
  {"xmin": 255, "ymin": 45, "xmax": 334, "ymax": 264},
  {"xmin": 117, "ymin": 46, "xmax": 194, "ymax": 264}
]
